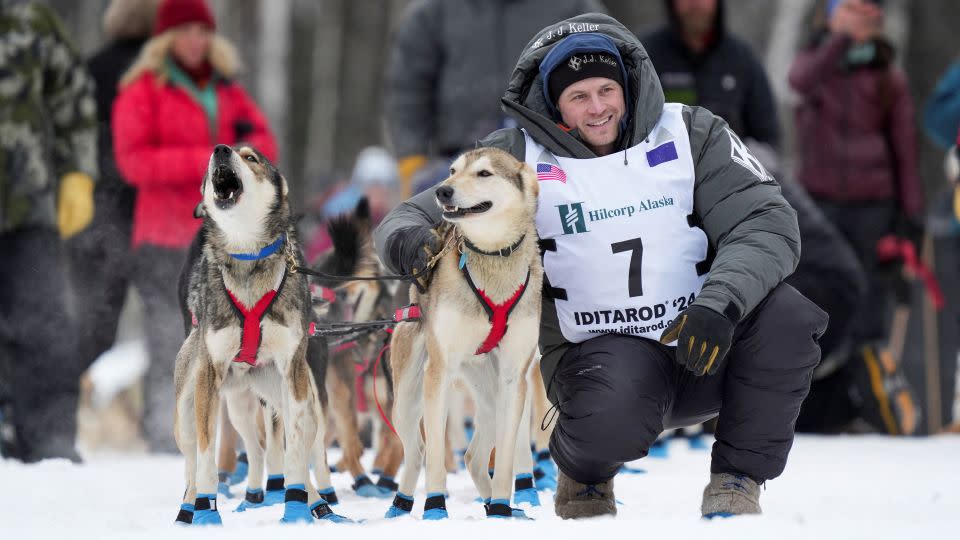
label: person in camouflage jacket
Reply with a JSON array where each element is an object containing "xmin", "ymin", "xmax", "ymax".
[
  {"xmin": 0, "ymin": 1, "xmax": 98, "ymax": 462},
  {"xmin": 0, "ymin": 1, "xmax": 97, "ymax": 235}
]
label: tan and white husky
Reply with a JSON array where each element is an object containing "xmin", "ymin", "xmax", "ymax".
[{"xmin": 386, "ymin": 147, "xmax": 543, "ymax": 519}]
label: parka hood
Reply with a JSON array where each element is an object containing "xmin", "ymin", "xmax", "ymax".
[{"xmin": 500, "ymin": 13, "xmax": 665, "ymax": 158}]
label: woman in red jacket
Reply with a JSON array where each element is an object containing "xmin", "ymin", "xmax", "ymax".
[
  {"xmin": 788, "ymin": 0, "xmax": 922, "ymax": 346},
  {"xmin": 112, "ymin": 0, "xmax": 277, "ymax": 452}
]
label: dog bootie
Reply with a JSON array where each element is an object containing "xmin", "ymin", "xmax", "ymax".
[
  {"xmin": 235, "ymin": 475, "xmax": 284, "ymax": 511},
  {"xmin": 533, "ymin": 449, "xmax": 558, "ymax": 491},
  {"xmin": 376, "ymin": 475, "xmax": 399, "ymax": 494},
  {"xmin": 384, "ymin": 492, "xmax": 414, "ymax": 519},
  {"xmin": 217, "ymin": 472, "xmax": 234, "ymax": 499},
  {"xmin": 422, "ymin": 492, "xmax": 448, "ymax": 520},
  {"xmin": 280, "ymin": 485, "xmax": 352, "ymax": 524},
  {"xmin": 174, "ymin": 503, "xmax": 194, "ymax": 525},
  {"xmin": 618, "ymin": 464, "xmax": 647, "ymax": 475},
  {"xmin": 554, "ymin": 471, "xmax": 616, "ymax": 519},
  {"xmin": 485, "ymin": 498, "xmax": 532, "ymax": 520},
  {"xmin": 318, "ymin": 486, "xmax": 339, "ymax": 506},
  {"xmin": 513, "ymin": 474, "xmax": 540, "ymax": 506},
  {"xmin": 648, "ymin": 438, "xmax": 669, "ymax": 458},
  {"xmin": 263, "ymin": 474, "xmax": 286, "ymax": 505},
  {"xmin": 701, "ymin": 473, "xmax": 761, "ymax": 519},
  {"xmin": 353, "ymin": 474, "xmax": 392, "ymax": 498},
  {"xmin": 309, "ymin": 499, "xmax": 354, "ymax": 523},
  {"xmin": 191, "ymin": 494, "xmax": 222, "ymax": 525},
  {"xmin": 687, "ymin": 434, "xmax": 710, "ymax": 450},
  {"xmin": 228, "ymin": 452, "xmax": 249, "ymax": 485}
]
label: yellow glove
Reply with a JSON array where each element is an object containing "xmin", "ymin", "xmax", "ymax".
[
  {"xmin": 57, "ymin": 172, "xmax": 95, "ymax": 239},
  {"xmin": 398, "ymin": 154, "xmax": 427, "ymax": 200}
]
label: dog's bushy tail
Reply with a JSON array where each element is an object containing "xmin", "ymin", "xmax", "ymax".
[{"xmin": 316, "ymin": 197, "xmax": 370, "ymax": 283}]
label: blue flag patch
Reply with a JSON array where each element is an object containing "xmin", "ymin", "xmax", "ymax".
[{"xmin": 646, "ymin": 141, "xmax": 678, "ymax": 167}]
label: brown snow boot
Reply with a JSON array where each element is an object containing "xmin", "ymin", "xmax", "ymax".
[
  {"xmin": 701, "ymin": 473, "xmax": 762, "ymax": 518},
  {"xmin": 554, "ymin": 470, "xmax": 616, "ymax": 519}
]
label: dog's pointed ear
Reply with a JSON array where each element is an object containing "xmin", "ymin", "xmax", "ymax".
[{"xmin": 520, "ymin": 163, "xmax": 538, "ymax": 197}]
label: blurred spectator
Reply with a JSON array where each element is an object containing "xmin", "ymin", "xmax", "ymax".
[
  {"xmin": 0, "ymin": 2, "xmax": 98, "ymax": 462},
  {"xmin": 788, "ymin": 0, "xmax": 923, "ymax": 346},
  {"xmin": 304, "ymin": 146, "xmax": 399, "ymax": 262},
  {"xmin": 642, "ymin": 0, "xmax": 868, "ymax": 434},
  {"xmin": 385, "ymin": 0, "xmax": 606, "ymax": 198},
  {"xmin": 925, "ymin": 59, "xmax": 960, "ymax": 223},
  {"xmin": 112, "ymin": 0, "xmax": 277, "ymax": 452},
  {"xmin": 69, "ymin": 0, "xmax": 160, "ymax": 434},
  {"xmin": 924, "ymin": 56, "xmax": 960, "ymax": 151},
  {"xmin": 642, "ymin": 0, "xmax": 779, "ymax": 148}
]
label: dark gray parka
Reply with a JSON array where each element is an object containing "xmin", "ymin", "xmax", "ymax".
[{"xmin": 375, "ymin": 13, "xmax": 800, "ymax": 395}]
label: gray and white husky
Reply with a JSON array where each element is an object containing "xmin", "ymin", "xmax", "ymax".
[{"xmin": 174, "ymin": 144, "xmax": 334, "ymax": 525}]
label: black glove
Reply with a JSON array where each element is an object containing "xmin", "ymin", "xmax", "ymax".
[
  {"xmin": 391, "ymin": 226, "xmax": 443, "ymax": 293},
  {"xmin": 659, "ymin": 305, "xmax": 736, "ymax": 376}
]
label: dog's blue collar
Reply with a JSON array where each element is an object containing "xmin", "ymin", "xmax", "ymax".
[{"xmin": 229, "ymin": 234, "xmax": 286, "ymax": 261}]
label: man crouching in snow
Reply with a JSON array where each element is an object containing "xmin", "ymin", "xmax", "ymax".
[{"xmin": 375, "ymin": 13, "xmax": 828, "ymax": 519}]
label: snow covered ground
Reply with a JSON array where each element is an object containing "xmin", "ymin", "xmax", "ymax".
[{"xmin": 2, "ymin": 435, "xmax": 957, "ymax": 539}]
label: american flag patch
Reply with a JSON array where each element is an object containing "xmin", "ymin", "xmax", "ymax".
[{"xmin": 537, "ymin": 162, "xmax": 567, "ymax": 183}]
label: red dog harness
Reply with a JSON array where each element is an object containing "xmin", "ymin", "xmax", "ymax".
[
  {"xmin": 224, "ymin": 266, "xmax": 287, "ymax": 366},
  {"xmin": 460, "ymin": 266, "xmax": 531, "ymax": 355}
]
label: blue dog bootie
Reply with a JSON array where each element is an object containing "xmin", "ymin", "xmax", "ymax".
[
  {"xmin": 375, "ymin": 474, "xmax": 399, "ymax": 495},
  {"xmin": 217, "ymin": 471, "xmax": 234, "ymax": 499},
  {"xmin": 533, "ymin": 449, "xmax": 558, "ymax": 491},
  {"xmin": 422, "ymin": 492, "xmax": 448, "ymax": 520},
  {"xmin": 280, "ymin": 484, "xmax": 312, "ymax": 524},
  {"xmin": 234, "ymin": 488, "xmax": 265, "ymax": 512},
  {"xmin": 384, "ymin": 492, "xmax": 414, "ymax": 519},
  {"xmin": 648, "ymin": 438, "xmax": 670, "ymax": 458},
  {"xmin": 281, "ymin": 485, "xmax": 353, "ymax": 524},
  {"xmin": 353, "ymin": 474, "xmax": 392, "ymax": 498},
  {"xmin": 263, "ymin": 474, "xmax": 286, "ymax": 505},
  {"xmin": 618, "ymin": 464, "xmax": 647, "ymax": 474},
  {"xmin": 485, "ymin": 498, "xmax": 531, "ymax": 520},
  {"xmin": 228, "ymin": 452, "xmax": 249, "ymax": 485},
  {"xmin": 174, "ymin": 502, "xmax": 194, "ymax": 525},
  {"xmin": 236, "ymin": 475, "xmax": 284, "ymax": 511},
  {"xmin": 318, "ymin": 486, "xmax": 339, "ymax": 506},
  {"xmin": 191, "ymin": 493, "xmax": 222, "ymax": 525},
  {"xmin": 513, "ymin": 473, "xmax": 540, "ymax": 506},
  {"xmin": 309, "ymin": 499, "xmax": 354, "ymax": 523}
]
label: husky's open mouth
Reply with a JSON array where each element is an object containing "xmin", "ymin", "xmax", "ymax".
[
  {"xmin": 212, "ymin": 165, "xmax": 243, "ymax": 209},
  {"xmin": 441, "ymin": 201, "xmax": 493, "ymax": 219}
]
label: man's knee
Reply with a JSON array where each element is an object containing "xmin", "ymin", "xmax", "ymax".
[
  {"xmin": 559, "ymin": 390, "xmax": 663, "ymax": 461},
  {"xmin": 736, "ymin": 283, "xmax": 829, "ymax": 372},
  {"xmin": 552, "ymin": 335, "xmax": 670, "ymax": 460}
]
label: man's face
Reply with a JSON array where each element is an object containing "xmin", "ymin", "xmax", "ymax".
[
  {"xmin": 557, "ymin": 77, "xmax": 626, "ymax": 156},
  {"xmin": 674, "ymin": 0, "xmax": 717, "ymax": 37},
  {"xmin": 171, "ymin": 22, "xmax": 213, "ymax": 70}
]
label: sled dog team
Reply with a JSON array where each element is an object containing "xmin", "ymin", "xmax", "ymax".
[{"xmin": 174, "ymin": 144, "xmax": 548, "ymax": 524}]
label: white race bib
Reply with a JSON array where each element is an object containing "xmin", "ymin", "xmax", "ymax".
[{"xmin": 527, "ymin": 104, "xmax": 708, "ymax": 343}]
